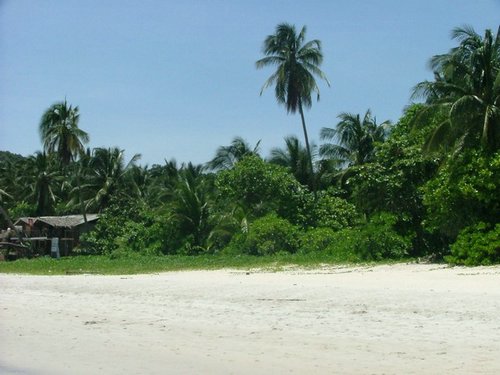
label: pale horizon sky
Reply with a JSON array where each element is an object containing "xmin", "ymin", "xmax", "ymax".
[{"xmin": 1, "ymin": 0, "xmax": 499, "ymax": 166}]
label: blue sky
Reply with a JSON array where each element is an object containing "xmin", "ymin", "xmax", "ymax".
[{"xmin": 1, "ymin": 0, "xmax": 499, "ymax": 165}]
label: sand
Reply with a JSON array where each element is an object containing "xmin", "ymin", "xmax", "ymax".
[{"xmin": 1, "ymin": 263, "xmax": 499, "ymax": 374}]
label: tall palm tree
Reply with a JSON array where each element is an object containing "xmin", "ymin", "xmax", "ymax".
[
  {"xmin": 412, "ymin": 26, "xmax": 500, "ymax": 151},
  {"xmin": 23, "ymin": 152, "xmax": 61, "ymax": 216},
  {"xmin": 269, "ymin": 135, "xmax": 314, "ymax": 187},
  {"xmin": 207, "ymin": 137, "xmax": 261, "ymax": 171},
  {"xmin": 320, "ymin": 110, "xmax": 390, "ymax": 167},
  {"xmin": 256, "ymin": 23, "xmax": 330, "ymax": 189},
  {"xmin": 83, "ymin": 147, "xmax": 141, "ymax": 212},
  {"xmin": 39, "ymin": 100, "xmax": 89, "ymax": 166}
]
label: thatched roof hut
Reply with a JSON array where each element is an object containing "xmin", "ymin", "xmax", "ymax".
[
  {"xmin": 15, "ymin": 214, "xmax": 99, "ymax": 229},
  {"xmin": 13, "ymin": 214, "xmax": 99, "ymax": 256}
]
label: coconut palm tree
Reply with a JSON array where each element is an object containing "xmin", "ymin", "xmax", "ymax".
[
  {"xmin": 147, "ymin": 159, "xmax": 181, "ymax": 205},
  {"xmin": 207, "ymin": 137, "xmax": 261, "ymax": 171},
  {"xmin": 256, "ymin": 23, "xmax": 330, "ymax": 189},
  {"xmin": 23, "ymin": 152, "xmax": 61, "ymax": 215},
  {"xmin": 172, "ymin": 173, "xmax": 212, "ymax": 252},
  {"xmin": 83, "ymin": 147, "xmax": 141, "ymax": 212},
  {"xmin": 269, "ymin": 135, "xmax": 314, "ymax": 187},
  {"xmin": 412, "ymin": 25, "xmax": 500, "ymax": 151},
  {"xmin": 39, "ymin": 100, "xmax": 89, "ymax": 166},
  {"xmin": 320, "ymin": 110, "xmax": 390, "ymax": 167}
]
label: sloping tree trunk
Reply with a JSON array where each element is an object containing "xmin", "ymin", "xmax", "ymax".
[{"xmin": 298, "ymin": 98, "xmax": 316, "ymax": 194}]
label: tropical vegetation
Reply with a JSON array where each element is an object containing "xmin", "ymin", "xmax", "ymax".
[{"xmin": 1, "ymin": 24, "xmax": 498, "ymax": 269}]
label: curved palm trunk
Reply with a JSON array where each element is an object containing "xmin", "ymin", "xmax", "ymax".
[{"xmin": 298, "ymin": 98, "xmax": 316, "ymax": 194}]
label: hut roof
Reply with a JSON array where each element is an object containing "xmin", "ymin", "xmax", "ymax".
[{"xmin": 15, "ymin": 214, "xmax": 99, "ymax": 228}]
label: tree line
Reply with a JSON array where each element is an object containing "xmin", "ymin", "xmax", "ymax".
[{"xmin": 1, "ymin": 24, "xmax": 499, "ymax": 265}]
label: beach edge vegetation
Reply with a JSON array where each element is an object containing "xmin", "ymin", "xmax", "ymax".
[{"xmin": 1, "ymin": 24, "xmax": 499, "ymax": 272}]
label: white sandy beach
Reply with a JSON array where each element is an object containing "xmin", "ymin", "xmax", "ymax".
[{"xmin": 1, "ymin": 263, "xmax": 499, "ymax": 374}]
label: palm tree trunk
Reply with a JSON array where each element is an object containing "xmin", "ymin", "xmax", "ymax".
[
  {"xmin": 298, "ymin": 98, "xmax": 316, "ymax": 194},
  {"xmin": 77, "ymin": 172, "xmax": 87, "ymax": 224}
]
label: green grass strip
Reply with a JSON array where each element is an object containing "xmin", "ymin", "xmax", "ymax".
[{"xmin": 0, "ymin": 253, "xmax": 379, "ymax": 275}]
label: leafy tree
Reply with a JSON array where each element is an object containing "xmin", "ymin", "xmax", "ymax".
[
  {"xmin": 309, "ymin": 190, "xmax": 359, "ymax": 231},
  {"xmin": 39, "ymin": 100, "xmax": 89, "ymax": 166},
  {"xmin": 215, "ymin": 155, "xmax": 308, "ymax": 224},
  {"xmin": 256, "ymin": 23, "xmax": 330, "ymax": 189},
  {"xmin": 207, "ymin": 137, "xmax": 261, "ymax": 171},
  {"xmin": 412, "ymin": 26, "xmax": 500, "ymax": 151}
]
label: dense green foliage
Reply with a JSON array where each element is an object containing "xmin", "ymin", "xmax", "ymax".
[
  {"xmin": 412, "ymin": 26, "xmax": 500, "ymax": 152},
  {"xmin": 446, "ymin": 223, "xmax": 500, "ymax": 266},
  {"xmin": 320, "ymin": 110, "xmax": 390, "ymax": 167},
  {"xmin": 332, "ymin": 213, "xmax": 412, "ymax": 261},
  {"xmin": 1, "ymin": 24, "xmax": 499, "ymax": 268}
]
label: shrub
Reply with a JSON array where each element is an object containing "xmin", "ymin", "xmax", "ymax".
[
  {"xmin": 325, "ymin": 213, "xmax": 412, "ymax": 261},
  {"xmin": 8, "ymin": 201, "xmax": 35, "ymax": 220},
  {"xmin": 232, "ymin": 214, "xmax": 300, "ymax": 256},
  {"xmin": 114, "ymin": 219, "xmax": 164, "ymax": 256},
  {"xmin": 445, "ymin": 223, "xmax": 500, "ymax": 266},
  {"xmin": 299, "ymin": 227, "xmax": 337, "ymax": 254},
  {"xmin": 422, "ymin": 149, "xmax": 500, "ymax": 239},
  {"xmin": 220, "ymin": 232, "xmax": 247, "ymax": 256},
  {"xmin": 80, "ymin": 202, "xmax": 169, "ymax": 256}
]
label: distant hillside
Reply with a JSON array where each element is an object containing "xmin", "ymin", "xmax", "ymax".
[{"xmin": 0, "ymin": 150, "xmax": 27, "ymax": 165}]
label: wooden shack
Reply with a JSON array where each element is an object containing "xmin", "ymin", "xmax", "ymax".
[{"xmin": 14, "ymin": 214, "xmax": 99, "ymax": 256}]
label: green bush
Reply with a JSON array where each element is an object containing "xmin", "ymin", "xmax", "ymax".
[
  {"xmin": 8, "ymin": 201, "xmax": 35, "ymax": 220},
  {"xmin": 326, "ymin": 213, "xmax": 411, "ymax": 261},
  {"xmin": 80, "ymin": 210, "xmax": 122, "ymax": 255},
  {"xmin": 220, "ymin": 232, "xmax": 247, "ymax": 256},
  {"xmin": 229, "ymin": 214, "xmax": 300, "ymax": 256},
  {"xmin": 445, "ymin": 223, "xmax": 500, "ymax": 266},
  {"xmin": 299, "ymin": 227, "xmax": 337, "ymax": 254},
  {"xmin": 297, "ymin": 227, "xmax": 356, "ymax": 262},
  {"xmin": 80, "ymin": 202, "xmax": 169, "ymax": 256},
  {"xmin": 422, "ymin": 149, "xmax": 500, "ymax": 239},
  {"xmin": 114, "ymin": 219, "xmax": 164, "ymax": 256},
  {"xmin": 326, "ymin": 228, "xmax": 365, "ymax": 261}
]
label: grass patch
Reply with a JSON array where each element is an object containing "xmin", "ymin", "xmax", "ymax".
[{"xmin": 0, "ymin": 252, "xmax": 383, "ymax": 275}]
